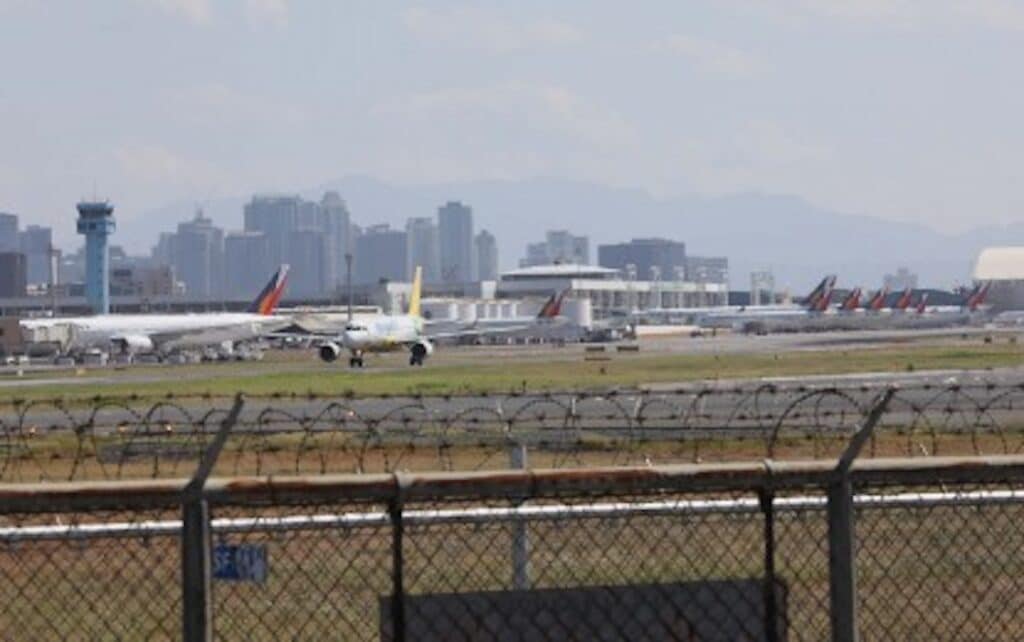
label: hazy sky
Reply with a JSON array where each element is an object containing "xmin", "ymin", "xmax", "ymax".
[{"xmin": 2, "ymin": 0, "xmax": 1023, "ymax": 247}]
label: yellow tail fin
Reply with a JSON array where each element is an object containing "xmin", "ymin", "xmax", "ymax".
[{"xmin": 408, "ymin": 266, "xmax": 422, "ymax": 317}]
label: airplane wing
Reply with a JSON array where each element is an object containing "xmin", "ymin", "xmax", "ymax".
[{"xmin": 148, "ymin": 318, "xmax": 293, "ymax": 350}]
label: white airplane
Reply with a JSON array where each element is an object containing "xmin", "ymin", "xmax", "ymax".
[
  {"xmin": 316, "ymin": 267, "xmax": 568, "ymax": 367},
  {"xmin": 21, "ymin": 265, "xmax": 291, "ymax": 358}
]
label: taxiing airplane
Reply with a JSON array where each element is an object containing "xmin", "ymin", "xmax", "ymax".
[
  {"xmin": 21, "ymin": 265, "xmax": 291, "ymax": 358},
  {"xmin": 315, "ymin": 267, "xmax": 569, "ymax": 367}
]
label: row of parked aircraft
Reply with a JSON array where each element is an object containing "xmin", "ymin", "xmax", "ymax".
[{"xmin": 691, "ymin": 275, "xmax": 990, "ymax": 334}]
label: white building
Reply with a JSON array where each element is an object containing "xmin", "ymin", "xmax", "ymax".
[
  {"xmin": 973, "ymin": 247, "xmax": 1024, "ymax": 311},
  {"xmin": 497, "ymin": 264, "xmax": 728, "ymax": 318}
]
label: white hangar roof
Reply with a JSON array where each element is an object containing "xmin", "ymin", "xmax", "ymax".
[{"xmin": 974, "ymin": 247, "xmax": 1024, "ymax": 281}]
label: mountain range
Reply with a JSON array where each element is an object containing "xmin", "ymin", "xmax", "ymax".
[{"xmin": 122, "ymin": 176, "xmax": 1021, "ymax": 293}]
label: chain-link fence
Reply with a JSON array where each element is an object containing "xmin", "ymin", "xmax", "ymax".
[
  {"xmin": 7, "ymin": 381, "xmax": 1024, "ymax": 480},
  {"xmin": 4, "ymin": 454, "xmax": 1024, "ymax": 639}
]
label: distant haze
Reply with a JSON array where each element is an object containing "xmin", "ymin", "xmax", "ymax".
[{"xmin": 2, "ymin": 2, "xmax": 1023, "ymax": 289}]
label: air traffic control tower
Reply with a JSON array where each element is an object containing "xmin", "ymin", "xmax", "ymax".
[{"xmin": 76, "ymin": 201, "xmax": 115, "ymax": 315}]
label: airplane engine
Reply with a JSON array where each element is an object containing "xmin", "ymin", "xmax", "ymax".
[
  {"xmin": 113, "ymin": 335, "xmax": 154, "ymax": 353},
  {"xmin": 319, "ymin": 342, "xmax": 342, "ymax": 363},
  {"xmin": 409, "ymin": 340, "xmax": 434, "ymax": 365}
]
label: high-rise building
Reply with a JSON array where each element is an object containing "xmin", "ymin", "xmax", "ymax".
[
  {"xmin": 519, "ymin": 230, "xmax": 588, "ymax": 267},
  {"xmin": 884, "ymin": 267, "xmax": 919, "ymax": 291},
  {"xmin": 173, "ymin": 209, "xmax": 224, "ymax": 299},
  {"xmin": 685, "ymin": 255, "xmax": 729, "ymax": 284},
  {"xmin": 225, "ymin": 231, "xmax": 270, "ymax": 296},
  {"xmin": 438, "ymin": 201, "xmax": 474, "ymax": 282},
  {"xmin": 405, "ymin": 217, "xmax": 440, "ymax": 283},
  {"xmin": 0, "ymin": 213, "xmax": 18, "ymax": 253},
  {"xmin": 475, "ymin": 230, "xmax": 499, "ymax": 281},
  {"xmin": 244, "ymin": 195, "xmax": 301, "ymax": 275},
  {"xmin": 319, "ymin": 192, "xmax": 351, "ymax": 290},
  {"xmin": 356, "ymin": 224, "xmax": 408, "ymax": 284},
  {"xmin": 76, "ymin": 201, "xmax": 116, "ymax": 314},
  {"xmin": 19, "ymin": 225, "xmax": 53, "ymax": 286},
  {"xmin": 0, "ymin": 253, "xmax": 26, "ymax": 297},
  {"xmin": 151, "ymin": 232, "xmax": 177, "ymax": 268},
  {"xmin": 287, "ymin": 228, "xmax": 327, "ymax": 297},
  {"xmin": 598, "ymin": 238, "xmax": 687, "ymax": 281}
]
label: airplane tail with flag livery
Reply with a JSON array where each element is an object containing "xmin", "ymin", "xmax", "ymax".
[
  {"xmin": 966, "ymin": 282, "xmax": 990, "ymax": 312},
  {"xmin": 247, "ymin": 265, "xmax": 290, "ymax": 315},
  {"xmin": 537, "ymin": 288, "xmax": 570, "ymax": 319},
  {"xmin": 805, "ymin": 275, "xmax": 837, "ymax": 311}
]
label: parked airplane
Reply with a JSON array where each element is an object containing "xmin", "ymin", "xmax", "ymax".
[
  {"xmin": 20, "ymin": 266, "xmax": 291, "ymax": 358},
  {"xmin": 315, "ymin": 267, "xmax": 568, "ymax": 367},
  {"xmin": 864, "ymin": 286, "xmax": 890, "ymax": 312}
]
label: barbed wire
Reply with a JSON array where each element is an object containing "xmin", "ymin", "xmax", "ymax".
[{"xmin": 4, "ymin": 382, "xmax": 1024, "ymax": 481}]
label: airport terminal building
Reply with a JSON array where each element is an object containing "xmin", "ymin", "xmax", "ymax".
[{"xmin": 496, "ymin": 264, "xmax": 728, "ymax": 319}]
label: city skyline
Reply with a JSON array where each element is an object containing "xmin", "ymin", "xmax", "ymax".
[{"xmin": 2, "ymin": 171, "xmax": 1013, "ymax": 293}]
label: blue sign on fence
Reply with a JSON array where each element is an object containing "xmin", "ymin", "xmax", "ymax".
[{"xmin": 213, "ymin": 544, "xmax": 268, "ymax": 583}]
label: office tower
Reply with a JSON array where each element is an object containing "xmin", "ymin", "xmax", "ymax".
[
  {"xmin": 174, "ymin": 209, "xmax": 224, "ymax": 298},
  {"xmin": 76, "ymin": 201, "xmax": 116, "ymax": 314},
  {"xmin": 520, "ymin": 230, "xmax": 589, "ymax": 267},
  {"xmin": 475, "ymin": 229, "xmax": 498, "ymax": 281},
  {"xmin": 438, "ymin": 201, "xmax": 474, "ymax": 282},
  {"xmin": 0, "ymin": 252, "xmax": 26, "ymax": 297},
  {"xmin": 0, "ymin": 213, "xmax": 17, "ymax": 253},
  {"xmin": 685, "ymin": 256, "xmax": 729, "ymax": 284},
  {"xmin": 243, "ymin": 195, "xmax": 301, "ymax": 275},
  {"xmin": 19, "ymin": 225, "xmax": 53, "ymax": 286},
  {"xmin": 225, "ymin": 231, "xmax": 270, "ymax": 295},
  {"xmin": 287, "ymin": 227, "xmax": 327, "ymax": 297},
  {"xmin": 598, "ymin": 238, "xmax": 687, "ymax": 281},
  {"xmin": 405, "ymin": 217, "xmax": 440, "ymax": 283},
  {"xmin": 355, "ymin": 224, "xmax": 408, "ymax": 284},
  {"xmin": 319, "ymin": 191, "xmax": 351, "ymax": 290}
]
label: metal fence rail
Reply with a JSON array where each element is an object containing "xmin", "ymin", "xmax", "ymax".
[
  {"xmin": 6, "ymin": 381, "xmax": 1024, "ymax": 480},
  {"xmin": 3, "ymin": 455, "xmax": 1024, "ymax": 640}
]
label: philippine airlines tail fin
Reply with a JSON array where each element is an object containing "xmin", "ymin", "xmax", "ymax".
[
  {"xmin": 865, "ymin": 286, "xmax": 890, "ymax": 311},
  {"xmin": 805, "ymin": 275, "xmax": 837, "ymax": 311},
  {"xmin": 247, "ymin": 264, "xmax": 290, "ymax": 315},
  {"xmin": 915, "ymin": 293, "xmax": 929, "ymax": 314},
  {"xmin": 537, "ymin": 289, "xmax": 570, "ymax": 319},
  {"xmin": 894, "ymin": 288, "xmax": 913, "ymax": 311},
  {"xmin": 408, "ymin": 266, "xmax": 423, "ymax": 317},
  {"xmin": 839, "ymin": 287, "xmax": 862, "ymax": 311},
  {"xmin": 966, "ymin": 282, "xmax": 990, "ymax": 311}
]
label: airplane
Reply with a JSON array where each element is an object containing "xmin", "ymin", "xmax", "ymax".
[
  {"xmin": 892, "ymin": 288, "xmax": 914, "ymax": 311},
  {"xmin": 838, "ymin": 287, "xmax": 863, "ymax": 312},
  {"xmin": 864, "ymin": 286, "xmax": 890, "ymax": 312},
  {"xmin": 315, "ymin": 267, "xmax": 569, "ymax": 367},
  {"xmin": 694, "ymin": 275, "xmax": 838, "ymax": 332},
  {"xmin": 20, "ymin": 265, "xmax": 292, "ymax": 359}
]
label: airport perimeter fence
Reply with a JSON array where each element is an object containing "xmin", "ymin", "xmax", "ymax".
[
  {"xmin": 6, "ymin": 407, "xmax": 1024, "ymax": 641},
  {"xmin": 6, "ymin": 381, "xmax": 1024, "ymax": 480}
]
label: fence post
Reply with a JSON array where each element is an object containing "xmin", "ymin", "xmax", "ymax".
[
  {"xmin": 760, "ymin": 461, "xmax": 780, "ymax": 642},
  {"xmin": 182, "ymin": 394, "xmax": 245, "ymax": 642},
  {"xmin": 828, "ymin": 388, "xmax": 894, "ymax": 642},
  {"xmin": 389, "ymin": 473, "xmax": 410, "ymax": 642},
  {"xmin": 509, "ymin": 442, "xmax": 531, "ymax": 591}
]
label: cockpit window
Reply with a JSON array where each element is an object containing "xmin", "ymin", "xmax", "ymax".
[{"xmin": 345, "ymin": 324, "xmax": 367, "ymax": 332}]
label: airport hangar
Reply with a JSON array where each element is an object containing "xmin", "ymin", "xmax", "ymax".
[{"xmin": 974, "ymin": 247, "xmax": 1024, "ymax": 312}]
